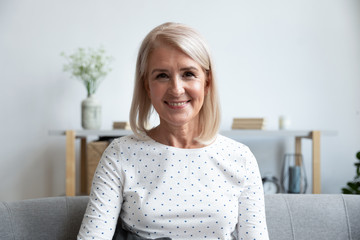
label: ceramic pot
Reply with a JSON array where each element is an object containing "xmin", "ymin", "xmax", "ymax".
[{"xmin": 81, "ymin": 95, "xmax": 101, "ymax": 129}]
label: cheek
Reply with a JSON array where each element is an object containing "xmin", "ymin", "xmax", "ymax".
[
  {"xmin": 148, "ymin": 83, "xmax": 165, "ymax": 100},
  {"xmin": 190, "ymin": 82, "xmax": 206, "ymax": 99}
]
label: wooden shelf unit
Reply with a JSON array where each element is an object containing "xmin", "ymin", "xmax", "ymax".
[{"xmin": 49, "ymin": 129, "xmax": 336, "ymax": 196}]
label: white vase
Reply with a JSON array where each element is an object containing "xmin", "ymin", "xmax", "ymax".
[
  {"xmin": 81, "ymin": 95, "xmax": 101, "ymax": 129},
  {"xmin": 279, "ymin": 116, "xmax": 291, "ymax": 130}
]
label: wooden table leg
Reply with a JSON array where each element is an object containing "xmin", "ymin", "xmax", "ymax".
[
  {"xmin": 312, "ymin": 131, "xmax": 321, "ymax": 194},
  {"xmin": 66, "ymin": 130, "xmax": 76, "ymax": 196},
  {"xmin": 295, "ymin": 137, "xmax": 302, "ymax": 166},
  {"xmin": 80, "ymin": 137, "xmax": 87, "ymax": 195}
]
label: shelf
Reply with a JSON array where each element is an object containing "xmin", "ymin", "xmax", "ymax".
[
  {"xmin": 221, "ymin": 130, "xmax": 337, "ymax": 138},
  {"xmin": 49, "ymin": 129, "xmax": 337, "ymax": 138},
  {"xmin": 49, "ymin": 129, "xmax": 132, "ymax": 137},
  {"xmin": 49, "ymin": 129, "xmax": 336, "ymax": 195}
]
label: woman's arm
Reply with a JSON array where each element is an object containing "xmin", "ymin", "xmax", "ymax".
[
  {"xmin": 77, "ymin": 140, "xmax": 124, "ymax": 240},
  {"xmin": 237, "ymin": 147, "xmax": 269, "ymax": 240}
]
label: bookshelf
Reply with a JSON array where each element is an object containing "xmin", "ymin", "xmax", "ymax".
[{"xmin": 49, "ymin": 129, "xmax": 336, "ymax": 196}]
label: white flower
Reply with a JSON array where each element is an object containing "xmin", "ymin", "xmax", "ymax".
[{"xmin": 61, "ymin": 47, "xmax": 113, "ymax": 96}]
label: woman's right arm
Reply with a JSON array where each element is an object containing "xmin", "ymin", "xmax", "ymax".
[{"xmin": 77, "ymin": 140, "xmax": 124, "ymax": 240}]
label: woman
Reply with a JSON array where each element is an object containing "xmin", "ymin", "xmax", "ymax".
[{"xmin": 78, "ymin": 22, "xmax": 269, "ymax": 240}]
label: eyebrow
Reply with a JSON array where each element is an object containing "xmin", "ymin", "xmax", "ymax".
[
  {"xmin": 180, "ymin": 66, "xmax": 199, "ymax": 72},
  {"xmin": 150, "ymin": 66, "xmax": 199, "ymax": 75},
  {"xmin": 151, "ymin": 69, "xmax": 169, "ymax": 75}
]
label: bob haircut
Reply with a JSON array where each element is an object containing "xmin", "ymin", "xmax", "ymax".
[{"xmin": 129, "ymin": 22, "xmax": 220, "ymax": 144}]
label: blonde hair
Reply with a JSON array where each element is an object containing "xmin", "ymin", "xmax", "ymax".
[{"xmin": 129, "ymin": 22, "xmax": 220, "ymax": 143}]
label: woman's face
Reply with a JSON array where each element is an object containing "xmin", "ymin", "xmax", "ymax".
[{"xmin": 145, "ymin": 44, "xmax": 209, "ymax": 129}]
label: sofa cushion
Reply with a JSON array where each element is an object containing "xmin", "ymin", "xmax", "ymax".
[{"xmin": 265, "ymin": 194, "xmax": 360, "ymax": 240}]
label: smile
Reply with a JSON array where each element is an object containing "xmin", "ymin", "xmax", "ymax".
[{"xmin": 165, "ymin": 100, "xmax": 191, "ymax": 107}]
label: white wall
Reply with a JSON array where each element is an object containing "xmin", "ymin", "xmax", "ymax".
[{"xmin": 1, "ymin": 0, "xmax": 359, "ymax": 200}]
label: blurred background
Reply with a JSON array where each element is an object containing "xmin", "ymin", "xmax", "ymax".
[{"xmin": 0, "ymin": 0, "xmax": 359, "ymax": 200}]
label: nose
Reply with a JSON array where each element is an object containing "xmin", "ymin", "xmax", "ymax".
[{"xmin": 168, "ymin": 76, "xmax": 185, "ymax": 96}]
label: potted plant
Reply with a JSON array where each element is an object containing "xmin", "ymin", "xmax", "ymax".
[
  {"xmin": 61, "ymin": 47, "xmax": 113, "ymax": 129},
  {"xmin": 342, "ymin": 151, "xmax": 360, "ymax": 194}
]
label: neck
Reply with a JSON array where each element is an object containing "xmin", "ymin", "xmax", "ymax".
[{"xmin": 147, "ymin": 122, "xmax": 205, "ymax": 149}]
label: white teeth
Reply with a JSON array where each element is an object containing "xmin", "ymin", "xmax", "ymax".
[{"xmin": 168, "ymin": 102, "xmax": 187, "ymax": 106}]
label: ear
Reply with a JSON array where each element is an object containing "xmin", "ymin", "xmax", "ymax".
[
  {"xmin": 204, "ymin": 71, "xmax": 211, "ymax": 95},
  {"xmin": 144, "ymin": 78, "xmax": 151, "ymax": 98}
]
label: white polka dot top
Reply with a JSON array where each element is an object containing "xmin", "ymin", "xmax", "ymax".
[{"xmin": 78, "ymin": 134, "xmax": 269, "ymax": 240}]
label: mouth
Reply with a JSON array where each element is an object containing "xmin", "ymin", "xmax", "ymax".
[{"xmin": 165, "ymin": 100, "xmax": 191, "ymax": 107}]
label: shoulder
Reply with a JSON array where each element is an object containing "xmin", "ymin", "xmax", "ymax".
[
  {"xmin": 206, "ymin": 135, "xmax": 255, "ymax": 166},
  {"xmin": 109, "ymin": 134, "xmax": 151, "ymax": 148},
  {"xmin": 107, "ymin": 134, "xmax": 162, "ymax": 157},
  {"xmin": 215, "ymin": 134, "xmax": 251, "ymax": 153},
  {"xmin": 111, "ymin": 134, "xmax": 142, "ymax": 144},
  {"xmin": 99, "ymin": 134, "xmax": 155, "ymax": 166}
]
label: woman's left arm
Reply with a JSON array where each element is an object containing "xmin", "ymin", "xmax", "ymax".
[{"xmin": 237, "ymin": 147, "xmax": 269, "ymax": 240}]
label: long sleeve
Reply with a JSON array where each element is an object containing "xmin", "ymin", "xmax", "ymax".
[
  {"xmin": 237, "ymin": 147, "xmax": 269, "ymax": 240},
  {"xmin": 77, "ymin": 140, "xmax": 124, "ymax": 240}
]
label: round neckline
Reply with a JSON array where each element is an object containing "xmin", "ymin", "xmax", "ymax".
[{"xmin": 141, "ymin": 132, "xmax": 219, "ymax": 152}]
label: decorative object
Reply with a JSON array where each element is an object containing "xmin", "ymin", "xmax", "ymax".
[
  {"xmin": 61, "ymin": 47, "xmax": 113, "ymax": 129},
  {"xmin": 279, "ymin": 115, "xmax": 290, "ymax": 130},
  {"xmin": 280, "ymin": 154, "xmax": 308, "ymax": 193},
  {"xmin": 262, "ymin": 175, "xmax": 280, "ymax": 194},
  {"xmin": 342, "ymin": 151, "xmax": 360, "ymax": 194},
  {"xmin": 113, "ymin": 121, "xmax": 131, "ymax": 130},
  {"xmin": 81, "ymin": 95, "xmax": 101, "ymax": 129},
  {"xmin": 231, "ymin": 117, "xmax": 265, "ymax": 129}
]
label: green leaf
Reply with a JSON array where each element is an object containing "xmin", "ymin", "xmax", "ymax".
[
  {"xmin": 342, "ymin": 188, "xmax": 353, "ymax": 194},
  {"xmin": 347, "ymin": 182, "xmax": 359, "ymax": 191}
]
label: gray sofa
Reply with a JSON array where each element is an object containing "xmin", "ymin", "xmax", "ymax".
[{"xmin": 1, "ymin": 194, "xmax": 359, "ymax": 240}]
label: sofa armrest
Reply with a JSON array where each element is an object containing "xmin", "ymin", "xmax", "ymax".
[{"xmin": 0, "ymin": 196, "xmax": 88, "ymax": 240}]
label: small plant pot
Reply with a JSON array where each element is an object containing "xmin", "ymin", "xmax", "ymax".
[{"xmin": 81, "ymin": 95, "xmax": 101, "ymax": 129}]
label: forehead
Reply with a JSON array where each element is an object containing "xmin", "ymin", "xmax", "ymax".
[{"xmin": 148, "ymin": 44, "xmax": 201, "ymax": 69}]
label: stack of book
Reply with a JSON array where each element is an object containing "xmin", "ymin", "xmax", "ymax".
[
  {"xmin": 231, "ymin": 118, "xmax": 265, "ymax": 130},
  {"xmin": 113, "ymin": 121, "xmax": 131, "ymax": 130}
]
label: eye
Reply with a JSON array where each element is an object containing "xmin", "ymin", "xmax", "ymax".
[
  {"xmin": 183, "ymin": 71, "xmax": 196, "ymax": 79},
  {"xmin": 155, "ymin": 73, "xmax": 169, "ymax": 80}
]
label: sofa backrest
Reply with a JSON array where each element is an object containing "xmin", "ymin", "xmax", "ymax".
[
  {"xmin": 265, "ymin": 194, "xmax": 360, "ymax": 240},
  {"xmin": 0, "ymin": 194, "xmax": 359, "ymax": 240}
]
